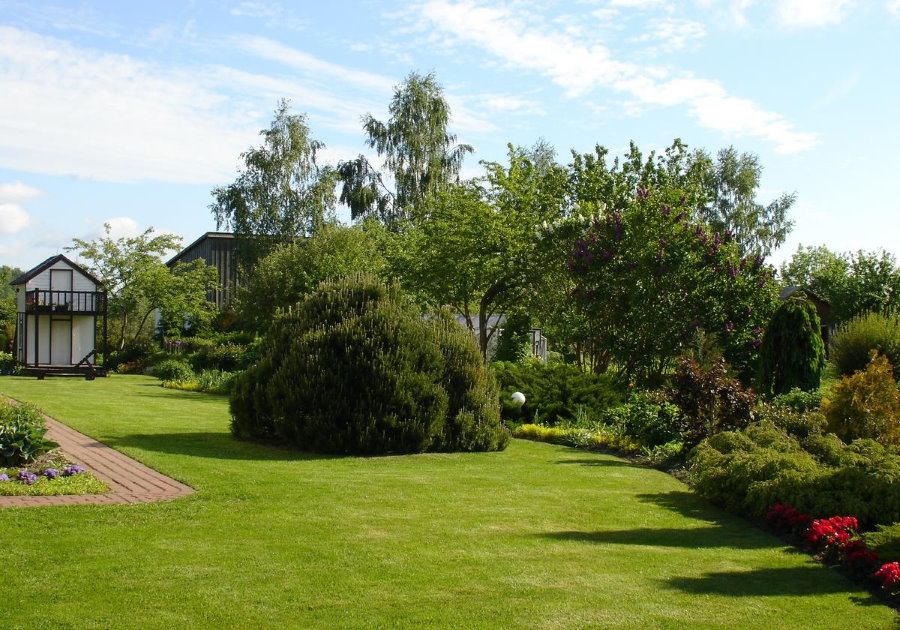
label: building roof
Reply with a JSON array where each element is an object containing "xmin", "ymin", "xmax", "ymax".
[
  {"xmin": 9, "ymin": 254, "xmax": 102, "ymax": 287},
  {"xmin": 779, "ymin": 285, "xmax": 830, "ymax": 305},
  {"xmin": 166, "ymin": 232, "xmax": 235, "ymax": 267}
]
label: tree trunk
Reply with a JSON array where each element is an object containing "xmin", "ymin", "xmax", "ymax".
[{"xmin": 478, "ymin": 280, "xmax": 507, "ymax": 360}]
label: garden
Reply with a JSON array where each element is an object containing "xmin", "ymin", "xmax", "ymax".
[{"xmin": 3, "ymin": 73, "xmax": 900, "ymax": 626}]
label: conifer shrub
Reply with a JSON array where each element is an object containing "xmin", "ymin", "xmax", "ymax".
[
  {"xmin": 823, "ymin": 353, "xmax": 900, "ymax": 445},
  {"xmin": 831, "ymin": 312, "xmax": 900, "ymax": 379},
  {"xmin": 492, "ymin": 361, "xmax": 622, "ymax": 425},
  {"xmin": 758, "ymin": 298, "xmax": 826, "ymax": 397},
  {"xmin": 229, "ymin": 274, "xmax": 508, "ymax": 455}
]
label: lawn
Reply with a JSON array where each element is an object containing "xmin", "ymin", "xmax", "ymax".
[{"xmin": 0, "ymin": 375, "xmax": 894, "ymax": 629}]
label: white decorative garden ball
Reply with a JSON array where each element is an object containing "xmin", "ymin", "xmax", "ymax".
[{"xmin": 511, "ymin": 391, "xmax": 526, "ymax": 406}]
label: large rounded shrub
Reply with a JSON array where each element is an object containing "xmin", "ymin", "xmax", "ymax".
[
  {"xmin": 229, "ymin": 274, "xmax": 509, "ymax": 455},
  {"xmin": 830, "ymin": 311, "xmax": 900, "ymax": 379}
]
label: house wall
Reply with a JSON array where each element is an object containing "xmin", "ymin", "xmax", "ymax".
[
  {"xmin": 72, "ymin": 316, "xmax": 95, "ymax": 364},
  {"xmin": 169, "ymin": 235, "xmax": 236, "ymax": 308},
  {"xmin": 24, "ymin": 315, "xmax": 51, "ymax": 365},
  {"xmin": 24, "ymin": 261, "xmax": 97, "ymax": 292}
]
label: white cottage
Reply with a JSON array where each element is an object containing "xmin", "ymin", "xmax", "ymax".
[{"xmin": 9, "ymin": 255, "xmax": 108, "ymax": 378}]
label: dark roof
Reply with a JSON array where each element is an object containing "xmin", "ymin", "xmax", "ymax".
[
  {"xmin": 9, "ymin": 254, "xmax": 102, "ymax": 287},
  {"xmin": 779, "ymin": 285, "xmax": 829, "ymax": 305},
  {"xmin": 167, "ymin": 232, "xmax": 235, "ymax": 267}
]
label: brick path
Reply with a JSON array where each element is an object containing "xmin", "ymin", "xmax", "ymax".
[{"xmin": 0, "ymin": 412, "xmax": 194, "ymax": 508}]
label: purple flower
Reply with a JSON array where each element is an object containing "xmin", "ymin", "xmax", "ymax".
[
  {"xmin": 661, "ymin": 204, "xmax": 671, "ymax": 216},
  {"xmin": 637, "ymin": 187, "xmax": 650, "ymax": 199},
  {"xmin": 728, "ymin": 266, "xmax": 738, "ymax": 279},
  {"xmin": 678, "ymin": 194, "xmax": 686, "ymax": 206},
  {"xmin": 754, "ymin": 253, "xmax": 765, "ymax": 267},
  {"xmin": 0, "ymin": 474, "xmax": 8, "ymax": 482},
  {"xmin": 724, "ymin": 322, "xmax": 734, "ymax": 333},
  {"xmin": 674, "ymin": 211, "xmax": 686, "ymax": 223},
  {"xmin": 43, "ymin": 468, "xmax": 59, "ymax": 479},
  {"xmin": 749, "ymin": 339, "xmax": 762, "ymax": 348},
  {"xmin": 18, "ymin": 470, "xmax": 38, "ymax": 485},
  {"xmin": 62, "ymin": 465, "xmax": 86, "ymax": 476}
]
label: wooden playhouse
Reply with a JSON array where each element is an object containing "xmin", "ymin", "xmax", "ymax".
[{"xmin": 9, "ymin": 255, "xmax": 108, "ymax": 378}]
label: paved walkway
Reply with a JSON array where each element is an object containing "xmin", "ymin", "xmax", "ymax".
[{"xmin": 0, "ymin": 412, "xmax": 194, "ymax": 508}]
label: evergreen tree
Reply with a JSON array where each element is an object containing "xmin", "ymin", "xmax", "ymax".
[{"xmin": 758, "ymin": 297, "xmax": 826, "ymax": 396}]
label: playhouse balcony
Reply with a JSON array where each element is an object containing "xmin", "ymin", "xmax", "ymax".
[{"xmin": 24, "ymin": 289, "xmax": 107, "ymax": 315}]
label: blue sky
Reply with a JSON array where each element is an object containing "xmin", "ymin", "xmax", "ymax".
[{"xmin": 0, "ymin": 0, "xmax": 897, "ymax": 271}]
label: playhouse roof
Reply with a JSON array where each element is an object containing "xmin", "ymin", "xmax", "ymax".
[{"xmin": 9, "ymin": 254, "xmax": 103, "ymax": 287}]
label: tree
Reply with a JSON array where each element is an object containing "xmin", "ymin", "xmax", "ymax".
[
  {"xmin": 757, "ymin": 297, "xmax": 826, "ymax": 397},
  {"xmin": 693, "ymin": 147, "xmax": 796, "ymax": 257},
  {"xmin": 339, "ymin": 72, "xmax": 473, "ymax": 224},
  {"xmin": 234, "ymin": 222, "xmax": 389, "ymax": 332},
  {"xmin": 396, "ymin": 145, "xmax": 568, "ymax": 358},
  {"xmin": 568, "ymin": 181, "xmax": 778, "ymax": 386},
  {"xmin": 67, "ymin": 225, "xmax": 218, "ymax": 349},
  {"xmin": 211, "ymin": 100, "xmax": 338, "ymax": 265},
  {"xmin": 0, "ymin": 266, "xmax": 23, "ymax": 352},
  {"xmin": 780, "ymin": 245, "xmax": 900, "ymax": 324}
]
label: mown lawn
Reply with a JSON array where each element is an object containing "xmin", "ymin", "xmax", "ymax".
[{"xmin": 0, "ymin": 375, "xmax": 894, "ymax": 629}]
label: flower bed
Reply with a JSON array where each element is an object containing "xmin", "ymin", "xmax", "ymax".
[{"xmin": 0, "ymin": 457, "xmax": 107, "ymax": 497}]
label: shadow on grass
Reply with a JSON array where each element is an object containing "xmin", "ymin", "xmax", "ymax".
[
  {"xmin": 540, "ymin": 526, "xmax": 777, "ymax": 550},
  {"xmin": 101, "ymin": 432, "xmax": 335, "ymax": 462},
  {"xmin": 555, "ymin": 458, "xmax": 644, "ymax": 468},
  {"xmin": 664, "ymin": 566, "xmax": 878, "ymax": 602},
  {"xmin": 635, "ymin": 490, "xmax": 728, "ymax": 521}
]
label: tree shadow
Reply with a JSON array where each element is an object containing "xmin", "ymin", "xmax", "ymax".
[
  {"xmin": 539, "ymin": 526, "xmax": 777, "ymax": 550},
  {"xmin": 634, "ymin": 490, "xmax": 729, "ymax": 521},
  {"xmin": 664, "ymin": 566, "xmax": 879, "ymax": 603},
  {"xmin": 555, "ymin": 458, "xmax": 644, "ymax": 468},
  {"xmin": 101, "ymin": 432, "xmax": 335, "ymax": 462}
]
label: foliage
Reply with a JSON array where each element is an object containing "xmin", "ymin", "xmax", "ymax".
[
  {"xmin": 339, "ymin": 72, "xmax": 472, "ymax": 223},
  {"xmin": 830, "ymin": 311, "xmax": 900, "ymax": 379},
  {"xmin": 492, "ymin": 360, "xmax": 622, "ymax": 426},
  {"xmin": 512, "ymin": 423, "xmax": 641, "ymax": 454},
  {"xmin": 600, "ymin": 391, "xmax": 681, "ymax": 448},
  {"xmin": 865, "ymin": 523, "xmax": 900, "ymax": 564},
  {"xmin": 211, "ymin": 99, "xmax": 339, "ymax": 265},
  {"xmin": 823, "ymin": 353, "xmax": 900, "ymax": 445},
  {"xmin": 769, "ymin": 388, "xmax": 823, "ymax": 413},
  {"xmin": 493, "ymin": 311, "xmax": 532, "ymax": 363},
  {"xmin": 669, "ymin": 358, "xmax": 756, "ymax": 448},
  {"xmin": 397, "ymin": 146, "xmax": 568, "ymax": 357},
  {"xmin": 757, "ymin": 297, "xmax": 825, "ymax": 396},
  {"xmin": 154, "ymin": 359, "xmax": 194, "ymax": 383},
  {"xmin": 689, "ymin": 421, "xmax": 900, "ymax": 527},
  {"xmin": 692, "ymin": 146, "xmax": 795, "ymax": 257},
  {"xmin": 230, "ymin": 274, "xmax": 508, "ymax": 454},
  {"xmin": 235, "ymin": 222, "xmax": 388, "ymax": 332},
  {"xmin": 780, "ymin": 246, "xmax": 900, "ymax": 324},
  {"xmin": 0, "ymin": 460, "xmax": 106, "ymax": 496},
  {"xmin": 68, "ymin": 224, "xmax": 218, "ymax": 350},
  {"xmin": 756, "ymin": 404, "xmax": 826, "ymax": 439},
  {"xmin": 164, "ymin": 370, "xmax": 237, "ymax": 395},
  {"xmin": 188, "ymin": 342, "xmax": 256, "ymax": 373},
  {"xmin": 568, "ymin": 143, "xmax": 777, "ymax": 384},
  {"xmin": 0, "ymin": 351, "xmax": 15, "ymax": 374},
  {"xmin": 0, "ymin": 401, "xmax": 53, "ymax": 465}
]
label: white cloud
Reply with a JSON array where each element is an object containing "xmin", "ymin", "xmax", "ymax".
[
  {"xmin": 0, "ymin": 203, "xmax": 31, "ymax": 234},
  {"xmin": 417, "ymin": 0, "xmax": 815, "ymax": 153},
  {"xmin": 609, "ymin": 0, "xmax": 668, "ymax": 8},
  {"xmin": 103, "ymin": 217, "xmax": 143, "ymax": 240},
  {"xmin": 888, "ymin": 0, "xmax": 900, "ymax": 15},
  {"xmin": 776, "ymin": 0, "xmax": 856, "ymax": 27},
  {"xmin": 0, "ymin": 181, "xmax": 41, "ymax": 203},
  {"xmin": 631, "ymin": 17, "xmax": 707, "ymax": 52}
]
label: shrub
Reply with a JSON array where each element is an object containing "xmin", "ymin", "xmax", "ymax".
[
  {"xmin": 230, "ymin": 274, "xmax": 508, "ymax": 455},
  {"xmin": 0, "ymin": 351, "xmax": 14, "ymax": 374},
  {"xmin": 512, "ymin": 423, "xmax": 641, "ymax": 454},
  {"xmin": 0, "ymin": 401, "xmax": 54, "ymax": 465},
  {"xmin": 689, "ymin": 421, "xmax": 900, "ymax": 527},
  {"xmin": 756, "ymin": 404, "xmax": 826, "ymax": 439},
  {"xmin": 770, "ymin": 388, "xmax": 822, "ymax": 413},
  {"xmin": 823, "ymin": 353, "xmax": 900, "ymax": 445},
  {"xmin": 493, "ymin": 312, "xmax": 532, "ymax": 363},
  {"xmin": 757, "ymin": 298, "xmax": 826, "ymax": 397},
  {"xmin": 865, "ymin": 523, "xmax": 900, "ymax": 564},
  {"xmin": 492, "ymin": 361, "xmax": 622, "ymax": 425},
  {"xmin": 115, "ymin": 360, "xmax": 149, "ymax": 375},
  {"xmin": 601, "ymin": 391, "xmax": 681, "ymax": 447},
  {"xmin": 831, "ymin": 312, "xmax": 900, "ymax": 380},
  {"xmin": 163, "ymin": 370, "xmax": 236, "ymax": 395},
  {"xmin": 190, "ymin": 342, "xmax": 254, "ymax": 372},
  {"xmin": 669, "ymin": 358, "xmax": 756, "ymax": 448},
  {"xmin": 154, "ymin": 359, "xmax": 195, "ymax": 383}
]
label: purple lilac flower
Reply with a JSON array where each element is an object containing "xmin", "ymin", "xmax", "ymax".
[
  {"xmin": 636, "ymin": 187, "xmax": 650, "ymax": 200},
  {"xmin": 678, "ymin": 194, "xmax": 686, "ymax": 206},
  {"xmin": 728, "ymin": 266, "xmax": 738, "ymax": 279},
  {"xmin": 0, "ymin": 474, "xmax": 8, "ymax": 482},
  {"xmin": 661, "ymin": 205, "xmax": 671, "ymax": 216},
  {"xmin": 43, "ymin": 468, "xmax": 59, "ymax": 480},
  {"xmin": 754, "ymin": 254, "xmax": 765, "ymax": 267},
  {"xmin": 674, "ymin": 211, "xmax": 686, "ymax": 223},
  {"xmin": 18, "ymin": 470, "xmax": 38, "ymax": 485},
  {"xmin": 63, "ymin": 465, "xmax": 86, "ymax": 476},
  {"xmin": 749, "ymin": 339, "xmax": 763, "ymax": 348}
]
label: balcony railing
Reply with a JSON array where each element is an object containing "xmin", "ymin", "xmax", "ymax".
[{"xmin": 24, "ymin": 289, "xmax": 106, "ymax": 314}]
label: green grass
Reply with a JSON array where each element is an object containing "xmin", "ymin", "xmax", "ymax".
[{"xmin": 0, "ymin": 375, "xmax": 894, "ymax": 629}]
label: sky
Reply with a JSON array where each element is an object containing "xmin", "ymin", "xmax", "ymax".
[{"xmin": 0, "ymin": 0, "xmax": 897, "ymax": 272}]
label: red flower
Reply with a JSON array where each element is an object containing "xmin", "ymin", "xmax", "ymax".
[{"xmin": 875, "ymin": 562, "xmax": 900, "ymax": 588}]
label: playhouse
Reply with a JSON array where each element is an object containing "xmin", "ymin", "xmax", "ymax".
[{"xmin": 9, "ymin": 254, "xmax": 108, "ymax": 378}]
